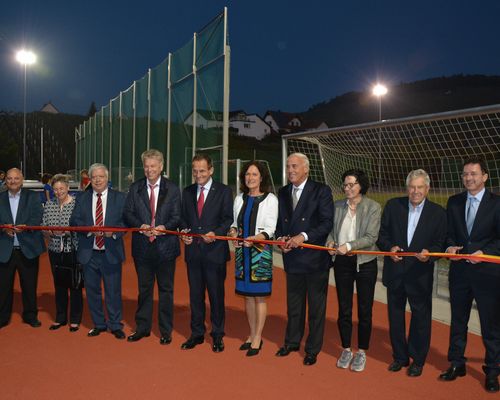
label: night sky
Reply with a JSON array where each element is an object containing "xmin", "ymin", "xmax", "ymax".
[{"xmin": 0, "ymin": 0, "xmax": 499, "ymax": 116}]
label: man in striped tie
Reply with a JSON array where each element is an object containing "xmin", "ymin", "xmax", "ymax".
[{"xmin": 70, "ymin": 163, "xmax": 127, "ymax": 339}]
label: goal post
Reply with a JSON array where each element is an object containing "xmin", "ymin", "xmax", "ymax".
[{"xmin": 282, "ymin": 104, "xmax": 500, "ymax": 208}]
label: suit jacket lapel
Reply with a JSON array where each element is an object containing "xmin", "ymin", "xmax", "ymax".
[
  {"xmin": 15, "ymin": 190, "xmax": 29, "ymax": 224},
  {"xmin": 1, "ymin": 192, "xmax": 14, "ymax": 224},
  {"xmin": 471, "ymin": 189, "xmax": 490, "ymax": 237},
  {"xmin": 156, "ymin": 178, "xmax": 168, "ymax": 213},
  {"xmin": 139, "ymin": 180, "xmax": 152, "ymax": 220},
  {"xmin": 190, "ymin": 185, "xmax": 200, "ymax": 221},
  {"xmin": 457, "ymin": 192, "xmax": 468, "ymax": 238},
  {"xmin": 202, "ymin": 184, "xmax": 217, "ymax": 218},
  {"xmin": 400, "ymin": 198, "xmax": 409, "ymax": 249}
]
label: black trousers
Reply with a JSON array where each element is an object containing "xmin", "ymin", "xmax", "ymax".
[
  {"xmin": 387, "ymin": 282, "xmax": 432, "ymax": 366},
  {"xmin": 0, "ymin": 249, "xmax": 39, "ymax": 325},
  {"xmin": 133, "ymin": 242, "xmax": 176, "ymax": 337},
  {"xmin": 186, "ymin": 257, "xmax": 226, "ymax": 338},
  {"xmin": 284, "ymin": 268, "xmax": 329, "ymax": 356},
  {"xmin": 48, "ymin": 251, "xmax": 83, "ymax": 325},
  {"xmin": 448, "ymin": 266, "xmax": 500, "ymax": 376},
  {"xmin": 333, "ymin": 256, "xmax": 378, "ymax": 350}
]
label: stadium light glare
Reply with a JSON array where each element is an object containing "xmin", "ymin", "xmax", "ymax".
[
  {"xmin": 16, "ymin": 50, "xmax": 37, "ymax": 65},
  {"xmin": 16, "ymin": 49, "xmax": 37, "ymax": 176},
  {"xmin": 372, "ymin": 83, "xmax": 388, "ymax": 97}
]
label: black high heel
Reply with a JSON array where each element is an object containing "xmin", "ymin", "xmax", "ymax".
[
  {"xmin": 239, "ymin": 341, "xmax": 252, "ymax": 351},
  {"xmin": 246, "ymin": 340, "xmax": 263, "ymax": 357}
]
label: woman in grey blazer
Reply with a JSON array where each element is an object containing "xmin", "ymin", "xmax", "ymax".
[{"xmin": 327, "ymin": 169, "xmax": 381, "ymax": 372}]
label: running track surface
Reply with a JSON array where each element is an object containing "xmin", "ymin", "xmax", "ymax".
[{"xmin": 0, "ymin": 237, "xmax": 492, "ymax": 400}]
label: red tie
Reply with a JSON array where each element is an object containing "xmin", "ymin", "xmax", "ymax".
[
  {"xmin": 149, "ymin": 184, "xmax": 158, "ymax": 242},
  {"xmin": 197, "ymin": 186, "xmax": 205, "ymax": 218},
  {"xmin": 95, "ymin": 193, "xmax": 104, "ymax": 249}
]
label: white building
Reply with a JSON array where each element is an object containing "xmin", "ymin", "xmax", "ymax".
[{"xmin": 230, "ymin": 111, "xmax": 272, "ymax": 140}]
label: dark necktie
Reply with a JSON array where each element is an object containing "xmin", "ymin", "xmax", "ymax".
[
  {"xmin": 149, "ymin": 184, "xmax": 158, "ymax": 242},
  {"xmin": 95, "ymin": 193, "xmax": 104, "ymax": 248},
  {"xmin": 197, "ymin": 186, "xmax": 205, "ymax": 218}
]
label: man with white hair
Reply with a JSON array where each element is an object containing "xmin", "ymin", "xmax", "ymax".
[
  {"xmin": 275, "ymin": 153, "xmax": 333, "ymax": 366},
  {"xmin": 377, "ymin": 169, "xmax": 446, "ymax": 377},
  {"xmin": 70, "ymin": 163, "xmax": 127, "ymax": 339}
]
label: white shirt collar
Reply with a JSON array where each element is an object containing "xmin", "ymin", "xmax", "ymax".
[{"xmin": 468, "ymin": 187, "xmax": 485, "ymax": 202}]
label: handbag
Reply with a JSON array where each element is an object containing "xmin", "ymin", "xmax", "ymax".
[{"xmin": 53, "ymin": 236, "xmax": 84, "ymax": 290}]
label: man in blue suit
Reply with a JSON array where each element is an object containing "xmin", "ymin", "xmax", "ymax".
[
  {"xmin": 180, "ymin": 154, "xmax": 233, "ymax": 353},
  {"xmin": 275, "ymin": 153, "xmax": 333, "ymax": 366},
  {"xmin": 439, "ymin": 157, "xmax": 500, "ymax": 393},
  {"xmin": 70, "ymin": 163, "xmax": 127, "ymax": 339},
  {"xmin": 123, "ymin": 149, "xmax": 181, "ymax": 345},
  {"xmin": 0, "ymin": 168, "xmax": 46, "ymax": 328}
]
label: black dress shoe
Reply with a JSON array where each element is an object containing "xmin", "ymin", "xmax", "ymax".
[
  {"xmin": 160, "ymin": 336, "xmax": 172, "ymax": 345},
  {"xmin": 407, "ymin": 362, "xmax": 423, "ymax": 377},
  {"xmin": 49, "ymin": 323, "xmax": 66, "ymax": 331},
  {"xmin": 212, "ymin": 337, "xmax": 225, "ymax": 353},
  {"xmin": 303, "ymin": 353, "xmax": 317, "ymax": 366},
  {"xmin": 112, "ymin": 329, "xmax": 126, "ymax": 339},
  {"xmin": 69, "ymin": 325, "xmax": 79, "ymax": 332},
  {"xmin": 388, "ymin": 360, "xmax": 409, "ymax": 372},
  {"xmin": 239, "ymin": 341, "xmax": 252, "ymax": 351},
  {"xmin": 246, "ymin": 340, "xmax": 263, "ymax": 357},
  {"xmin": 181, "ymin": 336, "xmax": 204, "ymax": 350},
  {"xmin": 439, "ymin": 364, "xmax": 466, "ymax": 381},
  {"xmin": 88, "ymin": 327, "xmax": 107, "ymax": 337},
  {"xmin": 275, "ymin": 345, "xmax": 300, "ymax": 357},
  {"xmin": 24, "ymin": 319, "xmax": 42, "ymax": 328},
  {"xmin": 127, "ymin": 331, "xmax": 151, "ymax": 342},
  {"xmin": 485, "ymin": 375, "xmax": 499, "ymax": 392}
]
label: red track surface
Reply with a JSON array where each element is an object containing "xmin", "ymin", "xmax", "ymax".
[{"xmin": 0, "ymin": 236, "xmax": 492, "ymax": 399}]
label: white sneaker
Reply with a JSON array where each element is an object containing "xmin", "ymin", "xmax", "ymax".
[
  {"xmin": 336, "ymin": 348, "xmax": 353, "ymax": 369},
  {"xmin": 351, "ymin": 351, "xmax": 367, "ymax": 372}
]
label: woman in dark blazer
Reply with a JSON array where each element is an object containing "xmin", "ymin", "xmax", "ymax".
[{"xmin": 327, "ymin": 169, "xmax": 381, "ymax": 372}]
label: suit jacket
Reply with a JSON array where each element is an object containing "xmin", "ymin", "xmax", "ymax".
[
  {"xmin": 70, "ymin": 189, "xmax": 126, "ymax": 265},
  {"xmin": 446, "ymin": 189, "xmax": 500, "ymax": 277},
  {"xmin": 181, "ymin": 181, "xmax": 233, "ymax": 265},
  {"xmin": 377, "ymin": 197, "xmax": 446, "ymax": 295},
  {"xmin": 0, "ymin": 188, "xmax": 46, "ymax": 262},
  {"xmin": 331, "ymin": 196, "xmax": 381, "ymax": 266},
  {"xmin": 123, "ymin": 176, "xmax": 181, "ymax": 262},
  {"xmin": 275, "ymin": 179, "xmax": 333, "ymax": 274}
]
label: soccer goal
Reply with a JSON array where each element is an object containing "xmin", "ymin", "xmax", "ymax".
[{"xmin": 282, "ymin": 104, "xmax": 500, "ymax": 208}]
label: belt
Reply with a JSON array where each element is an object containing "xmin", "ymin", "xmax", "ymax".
[
  {"xmin": 13, "ymin": 246, "xmax": 21, "ymax": 251},
  {"xmin": 92, "ymin": 249, "xmax": 105, "ymax": 253}
]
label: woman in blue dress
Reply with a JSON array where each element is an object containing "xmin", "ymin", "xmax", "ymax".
[{"xmin": 229, "ymin": 161, "xmax": 278, "ymax": 357}]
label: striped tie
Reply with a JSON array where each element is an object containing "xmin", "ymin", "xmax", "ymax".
[{"xmin": 95, "ymin": 193, "xmax": 104, "ymax": 248}]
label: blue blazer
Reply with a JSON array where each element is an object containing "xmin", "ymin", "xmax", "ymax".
[
  {"xmin": 70, "ymin": 189, "xmax": 126, "ymax": 265},
  {"xmin": 446, "ymin": 189, "xmax": 500, "ymax": 277},
  {"xmin": 181, "ymin": 181, "xmax": 233, "ymax": 265},
  {"xmin": 123, "ymin": 176, "xmax": 181, "ymax": 262},
  {"xmin": 275, "ymin": 179, "xmax": 333, "ymax": 274},
  {"xmin": 377, "ymin": 197, "xmax": 447, "ymax": 295},
  {"xmin": 0, "ymin": 189, "xmax": 46, "ymax": 262}
]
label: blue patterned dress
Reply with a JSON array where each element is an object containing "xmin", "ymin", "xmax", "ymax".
[{"xmin": 235, "ymin": 194, "xmax": 273, "ymax": 296}]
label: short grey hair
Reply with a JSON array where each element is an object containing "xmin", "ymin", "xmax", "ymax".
[
  {"xmin": 141, "ymin": 148, "xmax": 164, "ymax": 165},
  {"xmin": 406, "ymin": 169, "xmax": 430, "ymax": 187},
  {"xmin": 287, "ymin": 152, "xmax": 310, "ymax": 170},
  {"xmin": 51, "ymin": 174, "xmax": 70, "ymax": 187},
  {"xmin": 89, "ymin": 163, "xmax": 109, "ymax": 179}
]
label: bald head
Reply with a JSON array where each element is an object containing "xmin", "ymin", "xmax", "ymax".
[{"xmin": 6, "ymin": 168, "xmax": 24, "ymax": 194}]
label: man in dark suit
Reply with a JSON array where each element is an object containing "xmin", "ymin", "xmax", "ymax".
[
  {"xmin": 439, "ymin": 157, "xmax": 500, "ymax": 393},
  {"xmin": 180, "ymin": 154, "xmax": 233, "ymax": 353},
  {"xmin": 275, "ymin": 152, "xmax": 333, "ymax": 366},
  {"xmin": 0, "ymin": 168, "xmax": 46, "ymax": 328},
  {"xmin": 377, "ymin": 169, "xmax": 446, "ymax": 377},
  {"xmin": 123, "ymin": 149, "xmax": 181, "ymax": 345},
  {"xmin": 70, "ymin": 163, "xmax": 127, "ymax": 339}
]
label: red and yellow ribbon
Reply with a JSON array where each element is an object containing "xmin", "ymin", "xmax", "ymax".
[{"xmin": 2, "ymin": 224, "xmax": 499, "ymax": 264}]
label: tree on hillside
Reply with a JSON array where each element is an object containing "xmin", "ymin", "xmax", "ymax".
[{"xmin": 87, "ymin": 101, "xmax": 97, "ymax": 117}]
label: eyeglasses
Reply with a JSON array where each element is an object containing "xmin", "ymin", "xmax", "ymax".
[{"xmin": 341, "ymin": 182, "xmax": 359, "ymax": 189}]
